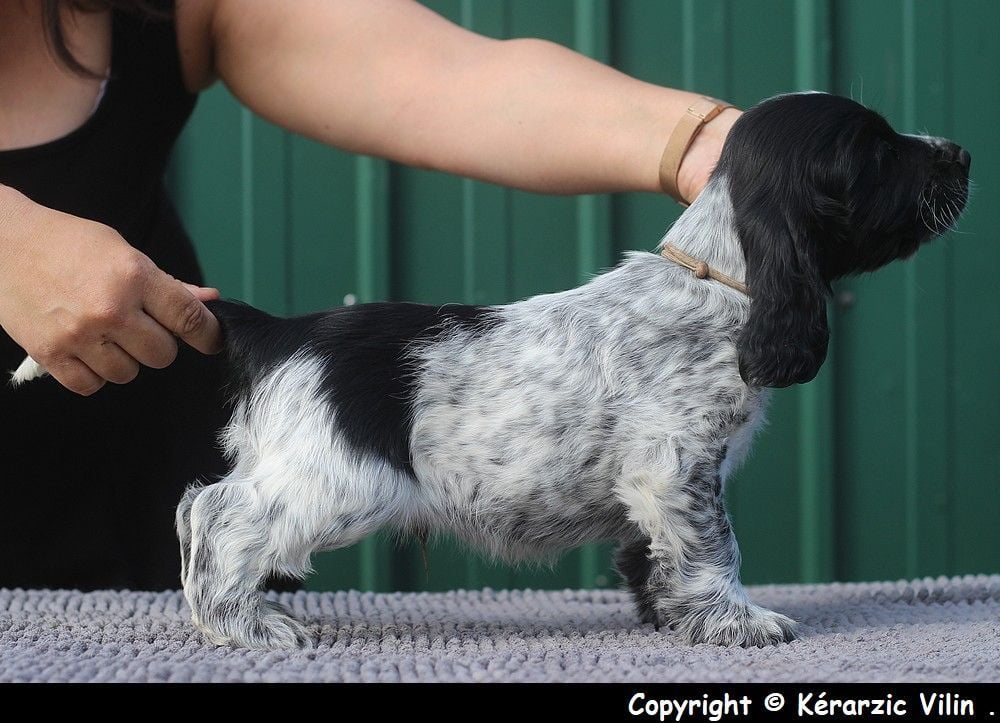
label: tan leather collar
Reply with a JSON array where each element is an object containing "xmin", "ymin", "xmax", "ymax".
[{"xmin": 660, "ymin": 243, "xmax": 750, "ymax": 296}]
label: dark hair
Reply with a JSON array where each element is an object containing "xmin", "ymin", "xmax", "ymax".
[
  {"xmin": 721, "ymin": 93, "xmax": 967, "ymax": 388},
  {"xmin": 42, "ymin": 0, "xmax": 168, "ymax": 77}
]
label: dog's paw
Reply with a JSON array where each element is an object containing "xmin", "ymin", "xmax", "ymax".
[
  {"xmin": 672, "ymin": 602, "xmax": 797, "ymax": 647},
  {"xmin": 251, "ymin": 608, "xmax": 314, "ymax": 650},
  {"xmin": 195, "ymin": 601, "xmax": 314, "ymax": 650},
  {"xmin": 256, "ymin": 600, "xmax": 314, "ymax": 650}
]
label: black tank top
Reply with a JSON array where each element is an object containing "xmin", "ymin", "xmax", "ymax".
[
  {"xmin": 0, "ymin": 6, "xmax": 200, "ymax": 279},
  {"xmin": 0, "ymin": 5, "xmax": 230, "ymax": 590}
]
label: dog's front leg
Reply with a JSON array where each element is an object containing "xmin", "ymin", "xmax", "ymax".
[{"xmin": 615, "ymin": 452, "xmax": 796, "ymax": 647}]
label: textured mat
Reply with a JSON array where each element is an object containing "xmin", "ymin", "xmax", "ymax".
[{"xmin": 1, "ymin": 576, "xmax": 998, "ymax": 682}]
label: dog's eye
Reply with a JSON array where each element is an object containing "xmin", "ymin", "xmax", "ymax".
[
  {"xmin": 874, "ymin": 140, "xmax": 900, "ymax": 173},
  {"xmin": 878, "ymin": 140, "xmax": 901, "ymax": 161}
]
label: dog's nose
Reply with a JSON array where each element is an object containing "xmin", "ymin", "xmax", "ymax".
[
  {"xmin": 939, "ymin": 142, "xmax": 971, "ymax": 171},
  {"xmin": 958, "ymin": 148, "xmax": 972, "ymax": 171}
]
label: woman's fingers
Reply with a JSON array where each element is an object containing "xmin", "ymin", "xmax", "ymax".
[
  {"xmin": 43, "ymin": 356, "xmax": 106, "ymax": 397},
  {"xmin": 142, "ymin": 272, "xmax": 222, "ymax": 355},
  {"xmin": 113, "ymin": 313, "xmax": 179, "ymax": 370},
  {"xmin": 77, "ymin": 340, "xmax": 142, "ymax": 385},
  {"xmin": 182, "ymin": 282, "xmax": 221, "ymax": 302}
]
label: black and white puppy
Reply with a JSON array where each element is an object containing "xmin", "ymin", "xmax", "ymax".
[
  {"xmin": 19, "ymin": 92, "xmax": 969, "ymax": 649},
  {"xmin": 176, "ymin": 92, "xmax": 969, "ymax": 649}
]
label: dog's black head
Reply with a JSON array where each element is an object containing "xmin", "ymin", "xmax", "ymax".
[{"xmin": 719, "ymin": 92, "xmax": 971, "ymax": 388}]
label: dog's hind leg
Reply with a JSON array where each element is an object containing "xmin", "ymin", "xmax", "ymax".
[
  {"xmin": 176, "ymin": 482, "xmax": 207, "ymax": 588},
  {"xmin": 183, "ymin": 464, "xmax": 405, "ymax": 650},
  {"xmin": 614, "ymin": 450, "xmax": 796, "ymax": 647},
  {"xmin": 182, "ymin": 353, "xmax": 414, "ymax": 649},
  {"xmin": 182, "ymin": 476, "xmax": 314, "ymax": 650}
]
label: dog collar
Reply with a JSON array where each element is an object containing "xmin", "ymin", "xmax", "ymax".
[{"xmin": 659, "ymin": 243, "xmax": 750, "ymax": 296}]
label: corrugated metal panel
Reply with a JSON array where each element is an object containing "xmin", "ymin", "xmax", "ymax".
[
  {"xmin": 829, "ymin": 0, "xmax": 1000, "ymax": 582},
  {"xmin": 167, "ymin": 0, "xmax": 1000, "ymax": 591}
]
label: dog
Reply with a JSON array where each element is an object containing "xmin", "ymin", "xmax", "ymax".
[{"xmin": 12, "ymin": 91, "xmax": 971, "ymax": 649}]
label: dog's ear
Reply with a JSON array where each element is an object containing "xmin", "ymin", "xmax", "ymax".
[{"xmin": 736, "ymin": 211, "xmax": 831, "ymax": 388}]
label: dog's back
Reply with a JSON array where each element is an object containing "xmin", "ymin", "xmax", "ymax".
[{"xmin": 206, "ymin": 297, "xmax": 501, "ymax": 475}]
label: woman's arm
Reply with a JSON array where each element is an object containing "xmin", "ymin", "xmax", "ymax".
[{"xmin": 176, "ymin": 0, "xmax": 738, "ymax": 203}]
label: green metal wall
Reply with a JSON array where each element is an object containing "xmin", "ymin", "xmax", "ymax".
[{"xmin": 167, "ymin": 0, "xmax": 1000, "ymax": 591}]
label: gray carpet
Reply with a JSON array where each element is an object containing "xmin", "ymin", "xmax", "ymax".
[{"xmin": 1, "ymin": 575, "xmax": 998, "ymax": 682}]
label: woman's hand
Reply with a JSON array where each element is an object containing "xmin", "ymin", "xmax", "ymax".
[{"xmin": 0, "ymin": 185, "xmax": 221, "ymax": 395}]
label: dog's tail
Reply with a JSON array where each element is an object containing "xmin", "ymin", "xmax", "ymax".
[
  {"xmin": 10, "ymin": 356, "xmax": 46, "ymax": 386},
  {"xmin": 205, "ymin": 299, "xmax": 320, "ymax": 392}
]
